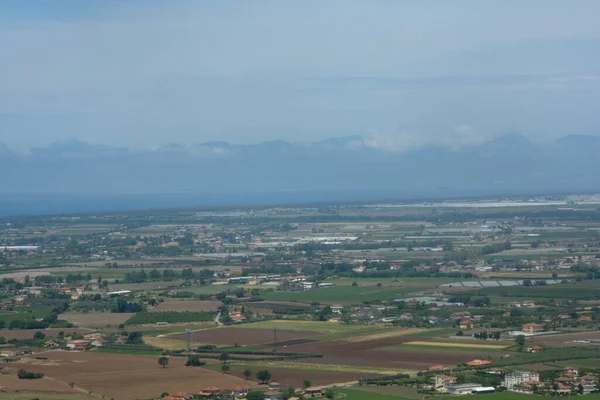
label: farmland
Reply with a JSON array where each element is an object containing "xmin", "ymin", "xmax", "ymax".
[
  {"xmin": 2, "ymin": 195, "xmax": 600, "ymax": 398},
  {"xmin": 167, "ymin": 326, "xmax": 319, "ymax": 346},
  {"xmin": 61, "ymin": 312, "xmax": 134, "ymax": 328},
  {"xmin": 7, "ymin": 351, "xmax": 257, "ymax": 400}
]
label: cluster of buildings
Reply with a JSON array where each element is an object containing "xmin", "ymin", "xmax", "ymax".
[
  {"xmin": 427, "ymin": 367, "xmax": 598, "ymax": 395},
  {"xmin": 162, "ymin": 385, "xmax": 324, "ymax": 400}
]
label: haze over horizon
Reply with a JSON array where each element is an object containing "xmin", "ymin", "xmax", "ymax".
[{"xmin": 1, "ymin": 0, "xmax": 600, "ymax": 151}]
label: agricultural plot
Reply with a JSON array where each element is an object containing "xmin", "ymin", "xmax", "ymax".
[
  {"xmin": 262, "ymin": 286, "xmax": 425, "ymax": 304},
  {"xmin": 61, "ymin": 312, "xmax": 134, "ymax": 328},
  {"xmin": 205, "ymin": 362, "xmax": 384, "ymax": 387},
  {"xmin": 399, "ymin": 340, "xmax": 508, "ymax": 350},
  {"xmin": 15, "ymin": 351, "xmax": 256, "ymax": 400},
  {"xmin": 168, "ymin": 327, "xmax": 319, "ymax": 346},
  {"xmin": 279, "ymin": 335, "xmax": 484, "ymax": 370},
  {"xmin": 0, "ymin": 328, "xmax": 87, "ymax": 341},
  {"xmin": 154, "ymin": 300, "xmax": 221, "ymax": 312},
  {"xmin": 534, "ymin": 331, "xmax": 600, "ymax": 347}
]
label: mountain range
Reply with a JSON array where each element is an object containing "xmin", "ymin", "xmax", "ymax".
[{"xmin": 1, "ymin": 134, "xmax": 600, "ymax": 204}]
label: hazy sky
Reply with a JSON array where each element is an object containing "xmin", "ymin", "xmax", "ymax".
[{"xmin": 1, "ymin": 0, "xmax": 600, "ymax": 150}]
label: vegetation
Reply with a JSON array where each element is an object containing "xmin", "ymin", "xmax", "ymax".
[{"xmin": 125, "ymin": 311, "xmax": 215, "ymax": 325}]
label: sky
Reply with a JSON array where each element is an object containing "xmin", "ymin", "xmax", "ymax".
[{"xmin": 1, "ymin": 0, "xmax": 600, "ymax": 150}]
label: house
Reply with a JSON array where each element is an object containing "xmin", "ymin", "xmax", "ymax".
[
  {"xmin": 503, "ymin": 371, "xmax": 540, "ymax": 388},
  {"xmin": 231, "ymin": 386, "xmax": 250, "ymax": 397},
  {"xmin": 66, "ymin": 339, "xmax": 90, "ymax": 350},
  {"xmin": 577, "ymin": 316, "xmax": 592, "ymax": 322},
  {"xmin": 269, "ymin": 382, "xmax": 281, "ymax": 390},
  {"xmin": 0, "ymin": 350, "xmax": 15, "ymax": 358},
  {"xmin": 578, "ymin": 382, "xmax": 596, "ymax": 394},
  {"xmin": 564, "ymin": 367, "xmax": 579, "ymax": 377},
  {"xmin": 91, "ymin": 338, "xmax": 108, "ymax": 347},
  {"xmin": 522, "ymin": 323, "xmax": 544, "ymax": 334},
  {"xmin": 527, "ymin": 345, "xmax": 542, "ymax": 353},
  {"xmin": 264, "ymin": 391, "xmax": 282, "ymax": 400},
  {"xmin": 466, "ymin": 359, "xmax": 492, "ymax": 367},
  {"xmin": 432, "ymin": 374, "xmax": 457, "ymax": 390},
  {"xmin": 400, "ymin": 312, "xmax": 413, "ymax": 320},
  {"xmin": 44, "ymin": 340, "xmax": 59, "ymax": 348},
  {"xmin": 553, "ymin": 383, "xmax": 571, "ymax": 394},
  {"xmin": 522, "ymin": 300, "xmax": 536, "ymax": 308},
  {"xmin": 328, "ymin": 317, "xmax": 341, "ymax": 323},
  {"xmin": 330, "ymin": 305, "xmax": 343, "ymax": 314},
  {"xmin": 198, "ymin": 387, "xmax": 221, "ymax": 397},
  {"xmin": 459, "ymin": 319, "xmax": 475, "ymax": 329},
  {"xmin": 556, "ymin": 314, "xmax": 571, "ymax": 320},
  {"xmin": 169, "ymin": 393, "xmax": 192, "ymax": 400},
  {"xmin": 304, "ymin": 387, "xmax": 323, "ymax": 397}
]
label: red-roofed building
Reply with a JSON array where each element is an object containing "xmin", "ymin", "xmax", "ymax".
[
  {"xmin": 522, "ymin": 323, "xmax": 544, "ymax": 334},
  {"xmin": 199, "ymin": 387, "xmax": 221, "ymax": 397},
  {"xmin": 466, "ymin": 359, "xmax": 492, "ymax": 367}
]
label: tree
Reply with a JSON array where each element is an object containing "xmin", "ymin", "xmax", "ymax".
[
  {"xmin": 69, "ymin": 382, "xmax": 75, "ymax": 388},
  {"xmin": 523, "ymin": 279, "xmax": 533, "ymax": 287},
  {"xmin": 33, "ymin": 331, "xmax": 46, "ymax": 340},
  {"xmin": 185, "ymin": 355, "xmax": 205, "ymax": 367},
  {"xmin": 244, "ymin": 369, "xmax": 252, "ymax": 380},
  {"xmin": 219, "ymin": 352, "xmax": 230, "ymax": 363},
  {"xmin": 222, "ymin": 364, "xmax": 230, "ymax": 374},
  {"xmin": 303, "ymin": 380, "xmax": 311, "ymax": 389},
  {"xmin": 256, "ymin": 369, "xmax": 272, "ymax": 384},
  {"xmin": 515, "ymin": 335, "xmax": 525, "ymax": 350},
  {"xmin": 324, "ymin": 388, "xmax": 335, "ymax": 399},
  {"xmin": 376, "ymin": 282, "xmax": 382, "ymax": 287},
  {"xmin": 158, "ymin": 356, "xmax": 169, "ymax": 368},
  {"xmin": 351, "ymin": 281, "xmax": 358, "ymax": 287},
  {"xmin": 246, "ymin": 391, "xmax": 265, "ymax": 400}
]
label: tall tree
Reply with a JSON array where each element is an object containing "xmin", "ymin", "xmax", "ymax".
[{"xmin": 158, "ymin": 356, "xmax": 169, "ymax": 368}]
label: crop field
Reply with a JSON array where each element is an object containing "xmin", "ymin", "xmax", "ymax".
[
  {"xmin": 262, "ymin": 286, "xmax": 425, "ymax": 304},
  {"xmin": 154, "ymin": 300, "xmax": 222, "ymax": 312},
  {"xmin": 334, "ymin": 388, "xmax": 550, "ymax": 400},
  {"xmin": 0, "ymin": 371, "xmax": 84, "ymax": 394},
  {"xmin": 534, "ymin": 331, "xmax": 600, "ymax": 347},
  {"xmin": 0, "ymin": 328, "xmax": 88, "ymax": 341},
  {"xmin": 61, "ymin": 312, "xmax": 134, "ymax": 327},
  {"xmin": 278, "ymin": 336, "xmax": 487, "ymax": 370},
  {"xmin": 205, "ymin": 362, "xmax": 384, "ymax": 387},
  {"xmin": 399, "ymin": 340, "xmax": 508, "ymax": 350},
  {"xmin": 167, "ymin": 326, "xmax": 319, "ymax": 346},
  {"xmin": 0, "ymin": 306, "xmax": 54, "ymax": 323},
  {"xmin": 230, "ymin": 320, "xmax": 363, "ymax": 332},
  {"xmin": 12, "ymin": 351, "xmax": 257, "ymax": 400},
  {"xmin": 0, "ymin": 393, "xmax": 95, "ymax": 400}
]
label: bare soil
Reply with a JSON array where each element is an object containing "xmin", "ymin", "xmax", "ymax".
[{"xmin": 16, "ymin": 350, "xmax": 257, "ymax": 400}]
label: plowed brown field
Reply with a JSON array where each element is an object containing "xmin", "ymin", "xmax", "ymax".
[{"xmin": 16, "ymin": 351, "xmax": 256, "ymax": 400}]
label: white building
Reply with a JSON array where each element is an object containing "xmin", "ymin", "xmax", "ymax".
[{"xmin": 503, "ymin": 371, "xmax": 540, "ymax": 388}]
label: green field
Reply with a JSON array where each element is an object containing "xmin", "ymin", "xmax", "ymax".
[
  {"xmin": 335, "ymin": 388, "xmax": 570, "ymax": 400},
  {"xmin": 0, "ymin": 306, "xmax": 54, "ymax": 323},
  {"xmin": 467, "ymin": 281, "xmax": 600, "ymax": 300},
  {"xmin": 232, "ymin": 320, "xmax": 367, "ymax": 333},
  {"xmin": 262, "ymin": 286, "xmax": 424, "ymax": 304}
]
